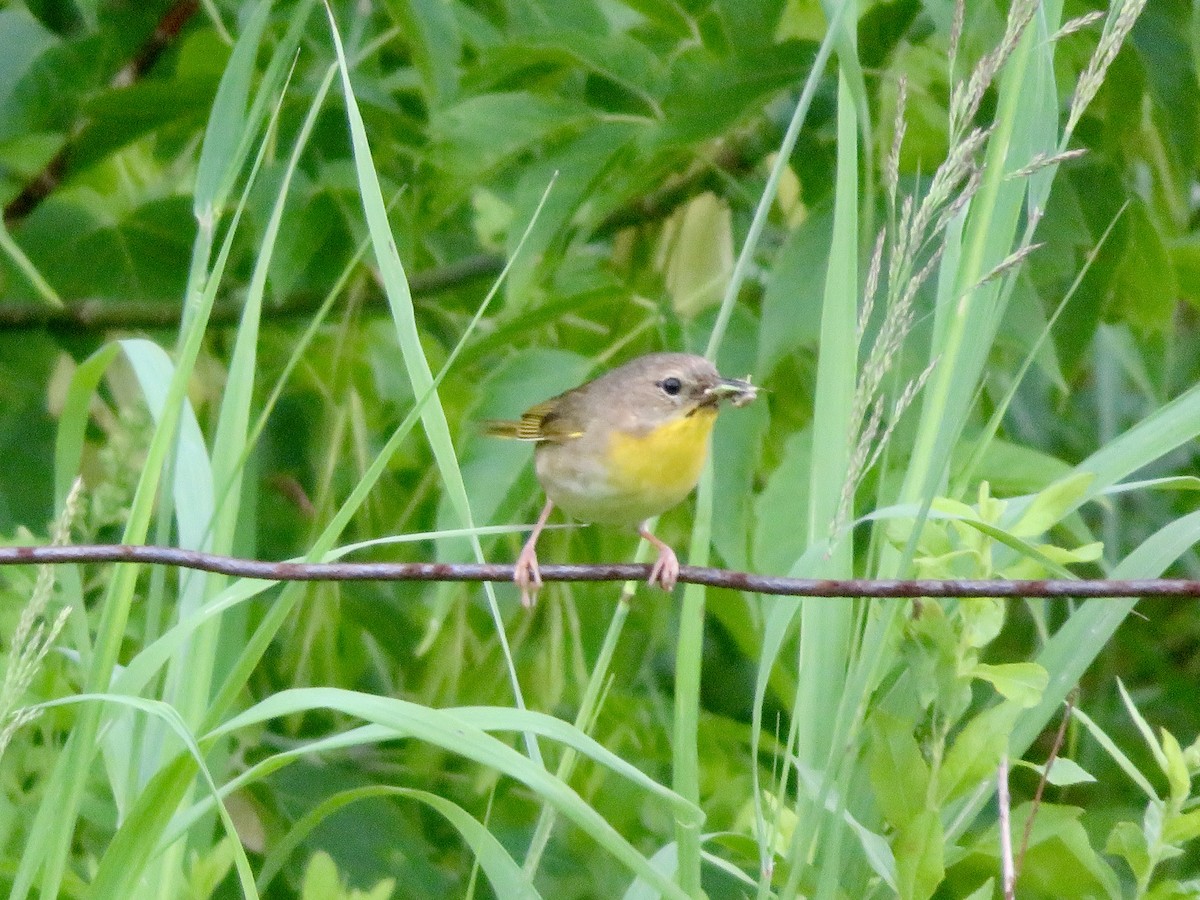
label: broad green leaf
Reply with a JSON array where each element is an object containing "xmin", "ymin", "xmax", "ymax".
[
  {"xmin": 938, "ymin": 702, "xmax": 1021, "ymax": 804},
  {"xmin": 960, "ymin": 880, "xmax": 996, "ymax": 900},
  {"xmin": 1110, "ymin": 198, "xmax": 1177, "ymax": 333},
  {"xmin": 969, "ymin": 662, "xmax": 1048, "ymax": 708},
  {"xmin": 1107, "ymin": 820, "xmax": 1151, "ymax": 881},
  {"xmin": 1009, "ymin": 472, "xmax": 1095, "ymax": 537},
  {"xmin": 953, "ymin": 438, "xmax": 1074, "ymax": 499},
  {"xmin": 496, "ymin": 28, "xmax": 667, "ymax": 113},
  {"xmin": 660, "ymin": 192, "xmax": 733, "ymax": 318},
  {"xmin": 960, "ymin": 598, "xmax": 1005, "ymax": 649},
  {"xmin": 894, "ymin": 808, "xmax": 944, "ymax": 900},
  {"xmin": 383, "ymin": 0, "xmax": 461, "ymax": 107},
  {"xmin": 752, "ymin": 426, "xmax": 812, "ymax": 574},
  {"xmin": 19, "ymin": 197, "xmax": 195, "ymax": 300},
  {"xmin": 0, "ymin": 9, "xmax": 59, "ymax": 138},
  {"xmin": 503, "ymin": 122, "xmax": 633, "ymax": 308},
  {"xmin": 1164, "ymin": 808, "xmax": 1200, "ymax": 844},
  {"xmin": 658, "ymin": 42, "xmax": 814, "ymax": 144},
  {"xmin": 72, "ymin": 77, "xmax": 217, "ymax": 170},
  {"xmin": 430, "ymin": 92, "xmax": 595, "ymax": 185},
  {"xmin": 758, "ymin": 208, "xmax": 832, "ymax": 375},
  {"xmin": 968, "ymin": 803, "xmax": 1120, "ymax": 899},
  {"xmin": 869, "ymin": 711, "xmax": 930, "ymax": 826}
]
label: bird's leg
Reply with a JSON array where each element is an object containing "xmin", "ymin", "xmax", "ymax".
[
  {"xmin": 638, "ymin": 522, "xmax": 680, "ymax": 592},
  {"xmin": 515, "ymin": 499, "xmax": 554, "ymax": 608}
]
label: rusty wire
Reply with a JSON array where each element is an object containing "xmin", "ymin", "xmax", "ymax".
[{"xmin": 0, "ymin": 544, "xmax": 1197, "ymax": 599}]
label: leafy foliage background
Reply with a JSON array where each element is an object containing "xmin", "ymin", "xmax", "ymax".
[{"xmin": 1, "ymin": 0, "xmax": 1200, "ymax": 898}]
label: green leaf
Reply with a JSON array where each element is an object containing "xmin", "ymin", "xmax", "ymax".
[
  {"xmin": 194, "ymin": 0, "xmax": 272, "ymax": 215},
  {"xmin": 1145, "ymin": 881, "xmax": 1200, "ymax": 900},
  {"xmin": 959, "ymin": 598, "xmax": 1005, "ymax": 649},
  {"xmin": 1172, "ymin": 235, "xmax": 1200, "ymax": 309},
  {"xmin": 659, "ymin": 41, "xmax": 813, "ymax": 144},
  {"xmin": 959, "ymin": 880, "xmax": 995, "ymax": 900},
  {"xmin": 758, "ymin": 208, "xmax": 833, "ymax": 374},
  {"xmin": 969, "ymin": 803, "xmax": 1120, "ymax": 898},
  {"xmin": 430, "ymin": 92, "xmax": 595, "ymax": 185},
  {"xmin": 72, "ymin": 77, "xmax": 216, "ymax": 169},
  {"xmin": 938, "ymin": 702, "xmax": 1021, "ymax": 804},
  {"xmin": 503, "ymin": 122, "xmax": 633, "ymax": 308},
  {"xmin": 954, "ymin": 438, "xmax": 1074, "ymax": 498},
  {"xmin": 382, "ymin": 0, "xmax": 461, "ymax": 107},
  {"xmin": 0, "ymin": 9, "xmax": 59, "ymax": 136},
  {"xmin": 498, "ymin": 28, "xmax": 667, "ymax": 114},
  {"xmin": 869, "ymin": 711, "xmax": 931, "ymax": 826},
  {"xmin": 209, "ymin": 687, "xmax": 697, "ymax": 898},
  {"xmin": 752, "ymin": 426, "xmax": 812, "ymax": 574},
  {"xmin": 1119, "ymin": 678, "xmax": 1170, "ymax": 776},
  {"xmin": 1164, "ymin": 808, "xmax": 1200, "ymax": 845},
  {"xmin": 660, "ymin": 192, "xmax": 734, "ymax": 317},
  {"xmin": 1107, "ymin": 820, "xmax": 1151, "ymax": 881},
  {"xmin": 1009, "ymin": 472, "xmax": 1095, "ymax": 537},
  {"xmin": 1110, "ymin": 198, "xmax": 1176, "ymax": 333},
  {"xmin": 969, "ymin": 662, "xmax": 1048, "ymax": 707},
  {"xmin": 1013, "ymin": 756, "xmax": 1097, "ymax": 787},
  {"xmin": 1160, "ymin": 728, "xmax": 1191, "ymax": 809},
  {"xmin": 19, "ymin": 197, "xmax": 194, "ymax": 300},
  {"xmin": 894, "ymin": 808, "xmax": 944, "ymax": 900},
  {"xmin": 299, "ymin": 851, "xmax": 341, "ymax": 900},
  {"xmin": 1071, "ymin": 705, "xmax": 1161, "ymax": 802}
]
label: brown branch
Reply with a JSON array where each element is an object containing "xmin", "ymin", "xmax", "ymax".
[
  {"xmin": 1, "ymin": 544, "xmax": 1198, "ymax": 598},
  {"xmin": 4, "ymin": 0, "xmax": 200, "ymax": 227},
  {"xmin": 0, "ymin": 253, "xmax": 505, "ymax": 331},
  {"xmin": 1014, "ymin": 690, "xmax": 1078, "ymax": 886}
]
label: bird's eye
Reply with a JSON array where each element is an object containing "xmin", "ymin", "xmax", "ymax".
[{"xmin": 659, "ymin": 377, "xmax": 682, "ymax": 396}]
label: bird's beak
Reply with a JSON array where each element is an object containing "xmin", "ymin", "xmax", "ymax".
[{"xmin": 705, "ymin": 376, "xmax": 758, "ymax": 408}]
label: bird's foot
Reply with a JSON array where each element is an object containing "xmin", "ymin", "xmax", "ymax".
[
  {"xmin": 647, "ymin": 543, "xmax": 680, "ymax": 592},
  {"xmin": 514, "ymin": 539, "xmax": 543, "ymax": 608}
]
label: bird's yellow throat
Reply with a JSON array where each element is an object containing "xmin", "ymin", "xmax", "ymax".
[{"xmin": 606, "ymin": 407, "xmax": 717, "ymax": 499}]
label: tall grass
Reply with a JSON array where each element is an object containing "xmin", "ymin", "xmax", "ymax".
[
  {"xmin": 745, "ymin": 0, "xmax": 1183, "ymax": 896},
  {"xmin": 4, "ymin": 0, "xmax": 1188, "ymax": 897}
]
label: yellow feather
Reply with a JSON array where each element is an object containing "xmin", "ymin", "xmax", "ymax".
[{"xmin": 605, "ymin": 409, "xmax": 716, "ymax": 507}]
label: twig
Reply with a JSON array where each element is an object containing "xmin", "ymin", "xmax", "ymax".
[
  {"xmin": 1014, "ymin": 690, "xmax": 1078, "ymax": 883},
  {"xmin": 3, "ymin": 0, "xmax": 201, "ymax": 226},
  {"xmin": 998, "ymin": 755, "xmax": 1015, "ymax": 900},
  {"xmin": 0, "ymin": 545, "xmax": 1198, "ymax": 598},
  {"xmin": 0, "ymin": 254, "xmax": 504, "ymax": 331}
]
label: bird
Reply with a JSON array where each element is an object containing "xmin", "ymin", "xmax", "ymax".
[{"xmin": 486, "ymin": 352, "xmax": 757, "ymax": 606}]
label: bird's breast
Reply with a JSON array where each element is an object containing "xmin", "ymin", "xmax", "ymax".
[{"xmin": 534, "ymin": 408, "xmax": 716, "ymax": 526}]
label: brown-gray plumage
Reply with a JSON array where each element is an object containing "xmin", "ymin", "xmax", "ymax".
[{"xmin": 486, "ymin": 352, "xmax": 757, "ymax": 606}]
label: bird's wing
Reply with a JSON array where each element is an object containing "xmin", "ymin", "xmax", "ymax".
[{"xmin": 484, "ymin": 399, "xmax": 584, "ymax": 442}]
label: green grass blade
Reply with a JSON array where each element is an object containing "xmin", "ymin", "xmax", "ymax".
[
  {"xmin": 256, "ymin": 785, "xmax": 539, "ymax": 898},
  {"xmin": 322, "ymin": 3, "xmax": 543, "ymax": 768}
]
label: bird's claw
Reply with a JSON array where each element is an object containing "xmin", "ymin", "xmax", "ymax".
[
  {"xmin": 647, "ymin": 545, "xmax": 680, "ymax": 592},
  {"xmin": 514, "ymin": 541, "xmax": 543, "ymax": 608}
]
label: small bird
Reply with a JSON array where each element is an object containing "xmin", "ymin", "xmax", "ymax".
[{"xmin": 486, "ymin": 352, "xmax": 757, "ymax": 606}]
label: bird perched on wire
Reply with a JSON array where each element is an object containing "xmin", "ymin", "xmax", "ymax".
[{"xmin": 486, "ymin": 352, "xmax": 757, "ymax": 606}]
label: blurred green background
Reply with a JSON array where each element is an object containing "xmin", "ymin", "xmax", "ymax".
[{"xmin": 2, "ymin": 0, "xmax": 1200, "ymax": 897}]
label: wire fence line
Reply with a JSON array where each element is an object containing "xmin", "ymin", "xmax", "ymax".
[{"xmin": 1, "ymin": 544, "xmax": 1199, "ymax": 599}]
